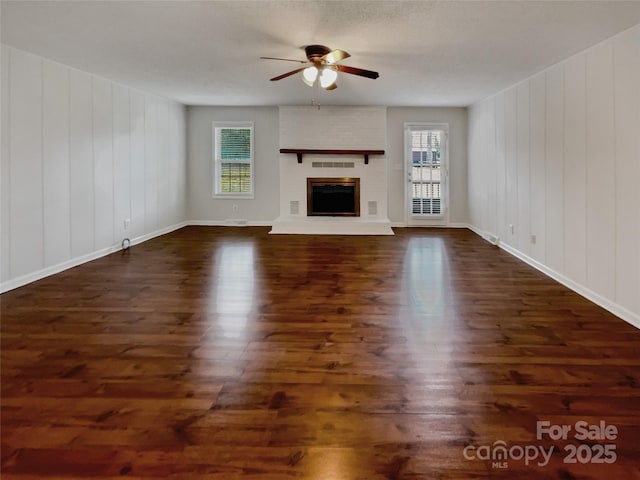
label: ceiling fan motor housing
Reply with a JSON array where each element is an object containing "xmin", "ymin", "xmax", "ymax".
[{"xmin": 305, "ymin": 45, "xmax": 331, "ymax": 63}]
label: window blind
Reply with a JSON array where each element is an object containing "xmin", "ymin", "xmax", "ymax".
[
  {"xmin": 410, "ymin": 129, "xmax": 442, "ymax": 215},
  {"xmin": 213, "ymin": 123, "xmax": 253, "ymax": 196}
]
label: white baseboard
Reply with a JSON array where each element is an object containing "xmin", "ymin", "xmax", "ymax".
[
  {"xmin": 128, "ymin": 221, "xmax": 189, "ymax": 246},
  {"xmin": 467, "ymin": 224, "xmax": 639, "ymax": 330},
  {"xmin": 182, "ymin": 220, "xmax": 468, "ymax": 230},
  {"xmin": 0, "ymin": 221, "xmax": 188, "ymax": 294},
  {"xmin": 391, "ymin": 222, "xmax": 471, "ymax": 229},
  {"xmin": 466, "ymin": 224, "xmax": 501, "ymax": 245},
  {"xmin": 189, "ymin": 220, "xmax": 273, "ymax": 227},
  {"xmin": 448, "ymin": 222, "xmax": 472, "ymax": 229}
]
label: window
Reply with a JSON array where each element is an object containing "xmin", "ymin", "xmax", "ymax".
[
  {"xmin": 405, "ymin": 123, "xmax": 448, "ymax": 224},
  {"xmin": 411, "ymin": 130, "xmax": 442, "ymax": 215},
  {"xmin": 213, "ymin": 122, "xmax": 254, "ymax": 197}
]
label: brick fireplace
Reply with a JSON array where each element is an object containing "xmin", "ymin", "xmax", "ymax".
[{"xmin": 270, "ymin": 106, "xmax": 393, "ymax": 235}]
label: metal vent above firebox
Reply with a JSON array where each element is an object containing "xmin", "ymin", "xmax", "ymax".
[{"xmin": 311, "ymin": 162, "xmax": 355, "ymax": 168}]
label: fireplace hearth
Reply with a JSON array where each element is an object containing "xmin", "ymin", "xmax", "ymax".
[{"xmin": 307, "ymin": 177, "xmax": 360, "ymax": 217}]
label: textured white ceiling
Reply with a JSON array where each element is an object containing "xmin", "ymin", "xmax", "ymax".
[{"xmin": 2, "ymin": 1, "xmax": 640, "ymax": 107}]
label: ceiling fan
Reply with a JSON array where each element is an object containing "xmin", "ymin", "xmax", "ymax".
[{"xmin": 260, "ymin": 45, "xmax": 379, "ymax": 90}]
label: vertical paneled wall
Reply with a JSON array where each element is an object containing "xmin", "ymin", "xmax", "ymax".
[
  {"xmin": 467, "ymin": 25, "xmax": 640, "ymax": 326},
  {"xmin": 1, "ymin": 45, "xmax": 187, "ymax": 291}
]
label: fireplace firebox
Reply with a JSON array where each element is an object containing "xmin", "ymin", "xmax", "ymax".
[{"xmin": 307, "ymin": 178, "xmax": 360, "ymax": 217}]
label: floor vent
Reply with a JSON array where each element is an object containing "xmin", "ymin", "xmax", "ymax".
[
  {"xmin": 485, "ymin": 234, "xmax": 499, "ymax": 245},
  {"xmin": 225, "ymin": 219, "xmax": 248, "ymax": 226}
]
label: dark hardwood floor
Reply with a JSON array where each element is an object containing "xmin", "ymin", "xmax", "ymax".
[{"xmin": 2, "ymin": 227, "xmax": 639, "ymax": 479}]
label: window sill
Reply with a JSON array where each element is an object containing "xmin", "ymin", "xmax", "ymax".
[{"xmin": 213, "ymin": 194, "xmax": 255, "ymax": 200}]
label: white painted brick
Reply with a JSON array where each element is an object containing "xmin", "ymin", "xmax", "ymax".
[{"xmin": 278, "ymin": 106, "xmax": 388, "ymax": 218}]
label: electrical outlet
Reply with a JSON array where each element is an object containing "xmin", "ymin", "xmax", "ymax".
[
  {"xmin": 509, "ymin": 224, "xmax": 514, "ymax": 235},
  {"xmin": 232, "ymin": 204, "xmax": 239, "ymax": 213},
  {"xmin": 124, "ymin": 218, "xmax": 130, "ymax": 230},
  {"xmin": 531, "ymin": 234, "xmax": 537, "ymax": 244}
]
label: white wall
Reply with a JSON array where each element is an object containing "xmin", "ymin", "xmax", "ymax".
[
  {"xmin": 387, "ymin": 107, "xmax": 468, "ymax": 225},
  {"xmin": 467, "ymin": 24, "xmax": 640, "ymax": 327},
  {"xmin": 186, "ymin": 106, "xmax": 279, "ymax": 224},
  {"xmin": 0, "ymin": 45, "xmax": 187, "ymax": 292},
  {"xmin": 186, "ymin": 105, "xmax": 468, "ymax": 227}
]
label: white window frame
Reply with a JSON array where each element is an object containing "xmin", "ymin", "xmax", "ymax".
[
  {"xmin": 212, "ymin": 121, "xmax": 255, "ymax": 199},
  {"xmin": 404, "ymin": 122, "xmax": 449, "ymax": 226}
]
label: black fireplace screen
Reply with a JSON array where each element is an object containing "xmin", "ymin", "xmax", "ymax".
[{"xmin": 307, "ymin": 178, "xmax": 360, "ymax": 217}]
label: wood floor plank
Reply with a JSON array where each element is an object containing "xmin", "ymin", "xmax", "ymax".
[{"xmin": 2, "ymin": 227, "xmax": 639, "ymax": 478}]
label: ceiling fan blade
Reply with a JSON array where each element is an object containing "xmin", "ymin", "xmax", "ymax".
[
  {"xmin": 323, "ymin": 49, "xmax": 350, "ymax": 64},
  {"xmin": 336, "ymin": 64, "xmax": 379, "ymax": 79},
  {"xmin": 260, "ymin": 56, "xmax": 308, "ymax": 64},
  {"xmin": 270, "ymin": 67, "xmax": 307, "ymax": 81}
]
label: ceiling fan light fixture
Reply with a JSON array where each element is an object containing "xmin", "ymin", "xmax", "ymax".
[
  {"xmin": 302, "ymin": 66, "xmax": 318, "ymax": 86},
  {"xmin": 319, "ymin": 67, "xmax": 338, "ymax": 89},
  {"xmin": 262, "ymin": 45, "xmax": 378, "ymax": 89}
]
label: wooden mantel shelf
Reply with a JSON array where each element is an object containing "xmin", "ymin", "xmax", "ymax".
[{"xmin": 280, "ymin": 148, "xmax": 385, "ymax": 164}]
